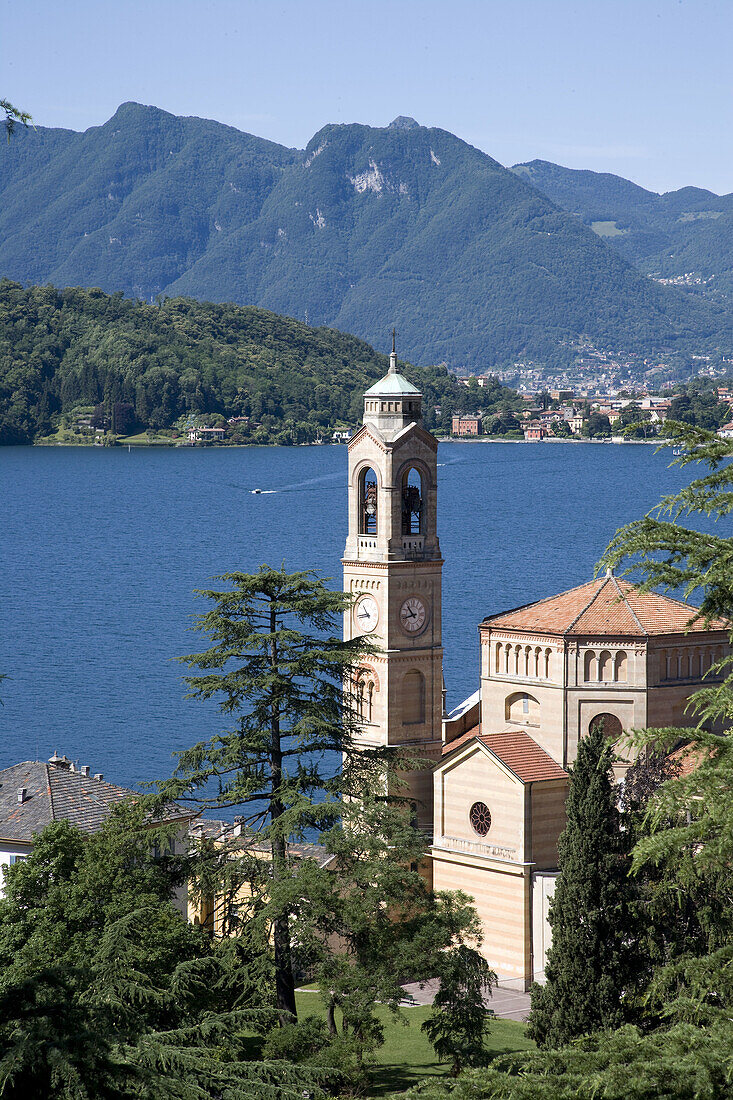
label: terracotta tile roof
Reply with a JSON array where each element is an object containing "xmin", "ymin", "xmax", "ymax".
[
  {"xmin": 669, "ymin": 743, "xmax": 714, "ymax": 778},
  {"xmin": 442, "ymin": 724, "xmax": 482, "ymax": 756},
  {"xmin": 481, "ymin": 574, "xmax": 729, "ymax": 638},
  {"xmin": 442, "ymin": 728, "xmax": 568, "ymax": 783},
  {"xmin": 0, "ymin": 760, "xmax": 190, "ymax": 843}
]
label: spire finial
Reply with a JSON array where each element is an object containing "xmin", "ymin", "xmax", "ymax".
[
  {"xmin": 388, "ymin": 327, "xmax": 398, "ymax": 374},
  {"xmin": 605, "ymin": 566, "xmax": 614, "ymax": 577}
]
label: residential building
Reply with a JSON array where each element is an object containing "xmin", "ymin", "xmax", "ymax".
[
  {"xmin": 523, "ymin": 422, "xmax": 546, "ymax": 441},
  {"xmin": 0, "ymin": 753, "xmax": 194, "ymax": 911},
  {"xmin": 187, "ymin": 426, "xmax": 227, "ymax": 443},
  {"xmin": 451, "ymin": 415, "xmax": 483, "ymax": 436}
]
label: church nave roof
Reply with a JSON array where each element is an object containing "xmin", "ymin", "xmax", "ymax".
[{"xmin": 481, "ymin": 573, "xmax": 728, "ymax": 638}]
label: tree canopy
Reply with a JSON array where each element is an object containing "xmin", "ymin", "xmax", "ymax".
[{"xmin": 0, "ymin": 281, "xmax": 500, "ymax": 444}]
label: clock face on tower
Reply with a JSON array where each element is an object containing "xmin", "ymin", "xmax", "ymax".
[
  {"xmin": 400, "ymin": 596, "xmax": 428, "ymax": 634},
  {"xmin": 354, "ymin": 594, "xmax": 379, "ymax": 633}
]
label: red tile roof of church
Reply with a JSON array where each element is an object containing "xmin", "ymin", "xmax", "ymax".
[
  {"xmin": 481, "ymin": 574, "xmax": 729, "ymax": 637},
  {"xmin": 442, "ymin": 728, "xmax": 568, "ymax": 783}
]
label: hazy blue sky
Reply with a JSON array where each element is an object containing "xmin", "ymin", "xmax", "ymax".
[{"xmin": 4, "ymin": 0, "xmax": 733, "ymax": 194}]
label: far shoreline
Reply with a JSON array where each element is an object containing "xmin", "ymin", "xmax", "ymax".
[{"xmin": 19, "ymin": 434, "xmax": 669, "ymax": 450}]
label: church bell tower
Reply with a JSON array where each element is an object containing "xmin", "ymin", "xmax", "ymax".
[{"xmin": 343, "ymin": 335, "xmax": 444, "ymax": 831}]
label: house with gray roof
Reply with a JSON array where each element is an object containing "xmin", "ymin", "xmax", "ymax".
[{"xmin": 0, "ymin": 754, "xmax": 195, "ymax": 909}]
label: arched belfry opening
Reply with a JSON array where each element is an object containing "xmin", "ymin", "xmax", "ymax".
[
  {"xmin": 401, "ymin": 467, "xmax": 424, "ymax": 535},
  {"xmin": 359, "ymin": 467, "xmax": 378, "ymax": 535}
]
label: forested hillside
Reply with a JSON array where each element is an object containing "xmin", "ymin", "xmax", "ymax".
[
  {"xmin": 2, "ymin": 103, "xmax": 731, "ymax": 369},
  {"xmin": 0, "ymin": 281, "xmax": 520, "ymax": 445},
  {"xmin": 512, "ymin": 159, "xmax": 733, "ymax": 300}
]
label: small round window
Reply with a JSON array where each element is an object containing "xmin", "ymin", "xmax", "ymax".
[{"xmin": 469, "ymin": 801, "xmax": 492, "ymax": 836}]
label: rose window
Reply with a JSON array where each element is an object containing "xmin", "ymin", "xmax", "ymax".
[{"xmin": 469, "ymin": 801, "xmax": 492, "ymax": 836}]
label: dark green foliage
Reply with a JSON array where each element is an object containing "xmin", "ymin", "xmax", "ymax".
[
  {"xmin": 0, "ymin": 810, "xmax": 312, "ymax": 1099},
  {"xmin": 549, "ymin": 417, "xmax": 571, "ymax": 437},
  {"xmin": 293, "ymin": 793, "xmax": 484, "ymax": 1065},
  {"xmin": 403, "ymin": 1022, "xmax": 733, "ymax": 1099},
  {"xmin": 1, "ymin": 100, "xmax": 32, "ymax": 142},
  {"xmin": 262, "ymin": 1014, "xmax": 331, "ymax": 1062},
  {"xmin": 422, "ymin": 945, "xmax": 496, "ymax": 1076},
  {"xmin": 2, "ymin": 103, "xmax": 731, "ymax": 369},
  {"xmin": 157, "ymin": 565, "xmax": 390, "ymax": 1018},
  {"xmin": 600, "ymin": 427, "xmax": 733, "ymax": 1020},
  {"xmin": 668, "ymin": 377, "xmax": 730, "ymax": 429},
  {"xmin": 0, "ymin": 280, "xmax": 479, "ymax": 443},
  {"xmin": 512, "ymin": 158, "xmax": 733, "ymax": 304},
  {"xmin": 584, "ymin": 411, "xmax": 612, "ymax": 437},
  {"xmin": 527, "ymin": 724, "xmax": 638, "ymax": 1048}
]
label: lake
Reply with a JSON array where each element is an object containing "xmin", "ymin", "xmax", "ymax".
[{"xmin": 0, "ymin": 441, "xmax": 691, "ymax": 790}]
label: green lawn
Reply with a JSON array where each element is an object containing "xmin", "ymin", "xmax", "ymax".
[{"xmin": 294, "ymin": 992, "xmax": 534, "ymax": 1097}]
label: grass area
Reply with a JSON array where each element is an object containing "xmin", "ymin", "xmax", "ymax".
[
  {"xmin": 35, "ymin": 429, "xmax": 179, "ymax": 446},
  {"xmin": 294, "ymin": 991, "xmax": 534, "ymax": 1097},
  {"xmin": 116, "ymin": 431, "xmax": 180, "ymax": 446},
  {"xmin": 590, "ymin": 220, "xmax": 627, "ymax": 237}
]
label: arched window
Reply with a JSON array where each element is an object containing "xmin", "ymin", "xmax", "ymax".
[
  {"xmin": 524, "ymin": 646, "xmax": 532, "ymax": 676},
  {"xmin": 401, "ymin": 468, "xmax": 424, "ymax": 535},
  {"xmin": 402, "ymin": 670, "xmax": 425, "ymax": 725},
  {"xmin": 504, "ymin": 644, "xmax": 511, "ymax": 674},
  {"xmin": 584, "ymin": 651, "xmax": 596, "ymax": 682},
  {"xmin": 355, "ymin": 667, "xmax": 378, "ymax": 724},
  {"xmin": 359, "ymin": 467, "xmax": 378, "ymax": 535},
  {"xmin": 534, "ymin": 647, "xmax": 541, "ymax": 678},
  {"xmin": 598, "ymin": 651, "xmax": 612, "ymax": 682},
  {"xmin": 505, "ymin": 691, "xmax": 540, "ymax": 726},
  {"xmin": 495, "ymin": 642, "xmax": 502, "ymax": 674},
  {"xmin": 589, "ymin": 713, "xmax": 623, "ymax": 740},
  {"xmin": 544, "ymin": 648, "xmax": 552, "ymax": 680},
  {"xmin": 514, "ymin": 645, "xmax": 521, "ymax": 675},
  {"xmin": 614, "ymin": 651, "xmax": 627, "ymax": 682}
]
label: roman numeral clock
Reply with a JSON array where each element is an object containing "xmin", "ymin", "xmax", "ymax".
[{"xmin": 342, "ymin": 339, "xmax": 444, "ymax": 832}]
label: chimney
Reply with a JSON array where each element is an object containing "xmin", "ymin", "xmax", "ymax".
[
  {"xmin": 80, "ymin": 765, "xmax": 90, "ymax": 777},
  {"xmin": 93, "ymin": 773, "xmax": 104, "ymax": 781},
  {"xmin": 48, "ymin": 752, "xmax": 72, "ymax": 770},
  {"xmin": 17, "ymin": 788, "xmax": 27, "ymax": 804}
]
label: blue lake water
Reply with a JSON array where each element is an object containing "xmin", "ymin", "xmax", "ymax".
[{"xmin": 0, "ymin": 441, "xmax": 693, "ymax": 791}]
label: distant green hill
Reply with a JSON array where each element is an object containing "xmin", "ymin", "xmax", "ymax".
[
  {"xmin": 0, "ymin": 281, "xmax": 521, "ymax": 444},
  {"xmin": 512, "ymin": 160, "xmax": 733, "ymax": 300},
  {"xmin": 1, "ymin": 103, "xmax": 731, "ymax": 369}
]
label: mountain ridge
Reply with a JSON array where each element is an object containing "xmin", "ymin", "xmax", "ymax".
[
  {"xmin": 1, "ymin": 102, "xmax": 732, "ymax": 368},
  {"xmin": 511, "ymin": 159, "xmax": 733, "ymax": 302}
]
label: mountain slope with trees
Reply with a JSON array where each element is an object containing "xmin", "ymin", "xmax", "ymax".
[
  {"xmin": 512, "ymin": 159, "xmax": 733, "ymax": 301},
  {"xmin": 0, "ymin": 280, "xmax": 516, "ymax": 444},
  {"xmin": 1, "ymin": 103, "xmax": 732, "ymax": 369}
]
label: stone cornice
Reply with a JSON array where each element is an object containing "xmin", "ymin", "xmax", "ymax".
[
  {"xmin": 347, "ymin": 424, "xmax": 388, "ymax": 454},
  {"xmin": 342, "ymin": 558, "xmax": 444, "ymax": 569}
]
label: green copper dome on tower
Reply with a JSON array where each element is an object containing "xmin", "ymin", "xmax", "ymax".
[{"xmin": 364, "ymin": 329, "xmax": 422, "ymax": 398}]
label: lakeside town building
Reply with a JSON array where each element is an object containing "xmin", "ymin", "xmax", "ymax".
[
  {"xmin": 0, "ymin": 754, "xmax": 194, "ymax": 911},
  {"xmin": 345, "ymin": 353, "xmax": 730, "ymax": 989}
]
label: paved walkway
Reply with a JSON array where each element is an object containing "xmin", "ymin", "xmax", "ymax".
[{"xmin": 401, "ymin": 979, "xmax": 531, "ymax": 1022}]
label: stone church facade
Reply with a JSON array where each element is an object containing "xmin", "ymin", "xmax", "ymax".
[{"xmin": 344, "ymin": 355, "xmax": 729, "ymax": 989}]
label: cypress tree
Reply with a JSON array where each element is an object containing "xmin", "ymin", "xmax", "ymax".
[{"xmin": 527, "ymin": 722, "xmax": 638, "ymax": 1048}]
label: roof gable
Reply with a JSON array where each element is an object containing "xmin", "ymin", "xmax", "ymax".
[
  {"xmin": 439, "ymin": 728, "xmax": 568, "ymax": 784},
  {"xmin": 390, "ymin": 421, "xmax": 439, "ymax": 453},
  {"xmin": 346, "ymin": 423, "xmax": 387, "ymax": 452}
]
